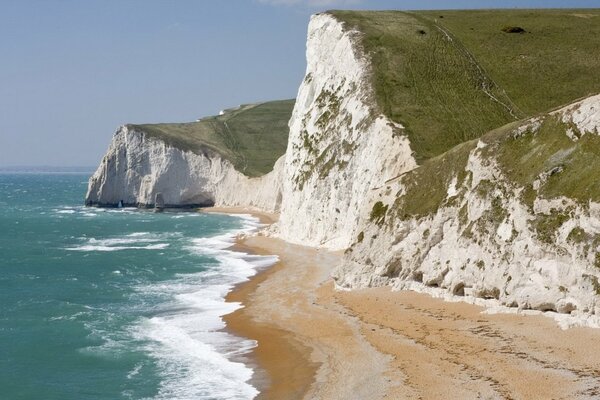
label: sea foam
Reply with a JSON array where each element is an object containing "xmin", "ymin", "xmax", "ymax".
[
  {"xmin": 65, "ymin": 232, "xmax": 177, "ymax": 252},
  {"xmin": 129, "ymin": 214, "xmax": 277, "ymax": 399}
]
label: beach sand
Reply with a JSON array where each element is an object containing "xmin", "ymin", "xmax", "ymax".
[
  {"xmin": 201, "ymin": 206, "xmax": 278, "ymax": 225},
  {"xmin": 225, "ymin": 236, "xmax": 390, "ymax": 400},
  {"xmin": 208, "ymin": 208, "xmax": 600, "ymax": 399}
]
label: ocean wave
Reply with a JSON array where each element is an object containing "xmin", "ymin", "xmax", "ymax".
[
  {"xmin": 127, "ymin": 214, "xmax": 276, "ymax": 399},
  {"xmin": 65, "ymin": 232, "xmax": 180, "ymax": 252},
  {"xmin": 130, "ymin": 274, "xmax": 260, "ymax": 399},
  {"xmin": 55, "ymin": 209, "xmax": 76, "ymax": 214},
  {"xmin": 134, "ymin": 314, "xmax": 258, "ymax": 400},
  {"xmin": 52, "ymin": 206, "xmax": 101, "ymax": 217},
  {"xmin": 66, "ymin": 243, "xmax": 170, "ymax": 252},
  {"xmin": 72, "ymin": 213, "xmax": 275, "ymax": 398}
]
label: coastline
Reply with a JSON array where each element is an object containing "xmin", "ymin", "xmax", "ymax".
[
  {"xmin": 224, "ymin": 239, "xmax": 318, "ymax": 400},
  {"xmin": 205, "ymin": 206, "xmax": 390, "ymax": 398},
  {"xmin": 201, "ymin": 206, "xmax": 279, "ymax": 225},
  {"xmin": 204, "ymin": 207, "xmax": 318, "ymax": 398},
  {"xmin": 224, "ymin": 235, "xmax": 391, "ymax": 400},
  {"xmin": 208, "ymin": 207, "xmax": 600, "ymax": 399}
]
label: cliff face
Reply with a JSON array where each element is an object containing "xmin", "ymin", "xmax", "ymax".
[
  {"xmin": 335, "ymin": 95, "xmax": 600, "ymax": 325},
  {"xmin": 85, "ymin": 125, "xmax": 283, "ymax": 211},
  {"xmin": 276, "ymin": 14, "xmax": 416, "ymax": 250},
  {"xmin": 87, "ymin": 11, "xmax": 600, "ymax": 324}
]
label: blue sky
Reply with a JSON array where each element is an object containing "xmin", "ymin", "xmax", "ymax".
[{"xmin": 1, "ymin": 0, "xmax": 599, "ymax": 167}]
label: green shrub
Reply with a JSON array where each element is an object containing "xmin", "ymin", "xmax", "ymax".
[
  {"xmin": 501, "ymin": 26, "xmax": 526, "ymax": 33},
  {"xmin": 567, "ymin": 227, "xmax": 588, "ymax": 243},
  {"xmin": 534, "ymin": 211, "xmax": 570, "ymax": 245},
  {"xmin": 357, "ymin": 231, "xmax": 365, "ymax": 243},
  {"xmin": 370, "ymin": 201, "xmax": 389, "ymax": 225}
]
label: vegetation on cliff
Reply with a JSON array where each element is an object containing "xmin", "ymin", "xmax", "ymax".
[
  {"xmin": 329, "ymin": 9, "xmax": 600, "ymax": 162},
  {"xmin": 386, "ymin": 107, "xmax": 600, "ymax": 220},
  {"xmin": 129, "ymin": 99, "xmax": 294, "ymax": 177}
]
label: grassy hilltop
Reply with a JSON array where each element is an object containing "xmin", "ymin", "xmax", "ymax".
[
  {"xmin": 130, "ymin": 10, "xmax": 600, "ymax": 179},
  {"xmin": 328, "ymin": 9, "xmax": 600, "ymax": 241},
  {"xmin": 330, "ymin": 9, "xmax": 600, "ymax": 161},
  {"xmin": 129, "ymin": 99, "xmax": 294, "ymax": 177}
]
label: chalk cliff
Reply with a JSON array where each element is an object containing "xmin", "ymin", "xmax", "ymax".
[
  {"xmin": 85, "ymin": 99, "xmax": 293, "ymax": 210},
  {"xmin": 86, "ymin": 125, "xmax": 284, "ymax": 211},
  {"xmin": 275, "ymin": 14, "xmax": 416, "ymax": 249},
  {"xmin": 87, "ymin": 10, "xmax": 600, "ymax": 324},
  {"xmin": 335, "ymin": 94, "xmax": 600, "ymax": 325}
]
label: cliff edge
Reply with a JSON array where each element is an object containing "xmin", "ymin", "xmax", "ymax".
[
  {"xmin": 87, "ymin": 9, "xmax": 600, "ymax": 323},
  {"xmin": 85, "ymin": 100, "xmax": 293, "ymax": 210},
  {"xmin": 336, "ymin": 94, "xmax": 600, "ymax": 326}
]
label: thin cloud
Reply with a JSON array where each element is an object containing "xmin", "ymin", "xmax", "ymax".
[{"xmin": 258, "ymin": 0, "xmax": 362, "ymax": 7}]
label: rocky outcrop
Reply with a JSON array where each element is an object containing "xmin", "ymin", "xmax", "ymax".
[
  {"xmin": 334, "ymin": 94, "xmax": 600, "ymax": 326},
  {"xmin": 86, "ymin": 125, "xmax": 283, "ymax": 211},
  {"xmin": 87, "ymin": 11, "xmax": 600, "ymax": 325},
  {"xmin": 275, "ymin": 13, "xmax": 416, "ymax": 250}
]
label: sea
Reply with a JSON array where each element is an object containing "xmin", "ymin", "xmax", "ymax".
[{"xmin": 0, "ymin": 170, "xmax": 277, "ymax": 399}]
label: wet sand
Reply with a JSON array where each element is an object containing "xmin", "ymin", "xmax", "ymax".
[
  {"xmin": 201, "ymin": 206, "xmax": 278, "ymax": 225},
  {"xmin": 209, "ymin": 207, "xmax": 600, "ymax": 399},
  {"xmin": 224, "ymin": 236, "xmax": 390, "ymax": 400},
  {"xmin": 224, "ymin": 240, "xmax": 319, "ymax": 400}
]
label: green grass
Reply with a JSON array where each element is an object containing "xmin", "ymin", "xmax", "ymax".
[
  {"xmin": 393, "ymin": 140, "xmax": 476, "ymax": 219},
  {"xmin": 389, "ymin": 109, "xmax": 600, "ymax": 243},
  {"xmin": 492, "ymin": 116, "xmax": 600, "ymax": 204},
  {"xmin": 328, "ymin": 9, "xmax": 600, "ymax": 161},
  {"xmin": 129, "ymin": 99, "xmax": 294, "ymax": 177},
  {"xmin": 533, "ymin": 211, "xmax": 570, "ymax": 244},
  {"xmin": 370, "ymin": 201, "xmax": 389, "ymax": 225},
  {"xmin": 421, "ymin": 10, "xmax": 600, "ymax": 115}
]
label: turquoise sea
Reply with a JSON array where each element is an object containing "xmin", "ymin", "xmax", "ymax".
[{"xmin": 0, "ymin": 171, "xmax": 276, "ymax": 399}]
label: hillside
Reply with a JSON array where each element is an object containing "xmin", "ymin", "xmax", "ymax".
[
  {"xmin": 389, "ymin": 96, "xmax": 600, "ymax": 220},
  {"xmin": 418, "ymin": 10, "xmax": 600, "ymax": 114},
  {"xmin": 129, "ymin": 99, "xmax": 294, "ymax": 177},
  {"xmin": 88, "ymin": 9, "xmax": 600, "ymax": 322},
  {"xmin": 338, "ymin": 93, "xmax": 600, "ymax": 318},
  {"xmin": 330, "ymin": 9, "xmax": 600, "ymax": 161}
]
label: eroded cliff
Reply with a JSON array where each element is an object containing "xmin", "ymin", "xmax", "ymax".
[
  {"xmin": 87, "ymin": 10, "xmax": 600, "ymax": 323},
  {"xmin": 335, "ymin": 95, "xmax": 600, "ymax": 326},
  {"xmin": 276, "ymin": 13, "xmax": 416, "ymax": 249},
  {"xmin": 86, "ymin": 125, "xmax": 284, "ymax": 210},
  {"xmin": 86, "ymin": 100, "xmax": 292, "ymax": 210}
]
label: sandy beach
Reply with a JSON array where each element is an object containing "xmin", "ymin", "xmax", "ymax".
[
  {"xmin": 209, "ymin": 208, "xmax": 600, "ymax": 399},
  {"xmin": 202, "ymin": 206, "xmax": 279, "ymax": 225}
]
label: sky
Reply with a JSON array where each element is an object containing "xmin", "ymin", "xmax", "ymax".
[{"xmin": 1, "ymin": 0, "xmax": 599, "ymax": 167}]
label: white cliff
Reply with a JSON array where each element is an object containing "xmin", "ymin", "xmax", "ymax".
[
  {"xmin": 335, "ymin": 94, "xmax": 600, "ymax": 326},
  {"xmin": 86, "ymin": 125, "xmax": 283, "ymax": 212},
  {"xmin": 87, "ymin": 11, "xmax": 600, "ymax": 325},
  {"xmin": 275, "ymin": 13, "xmax": 417, "ymax": 250}
]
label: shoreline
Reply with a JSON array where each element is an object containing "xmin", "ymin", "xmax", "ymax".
[
  {"xmin": 208, "ymin": 207, "xmax": 600, "ymax": 399},
  {"xmin": 203, "ymin": 206, "xmax": 321, "ymax": 398},
  {"xmin": 205, "ymin": 205, "xmax": 392, "ymax": 399},
  {"xmin": 201, "ymin": 206, "xmax": 279, "ymax": 225},
  {"xmin": 224, "ymin": 240, "xmax": 319, "ymax": 400},
  {"xmin": 201, "ymin": 207, "xmax": 307, "ymax": 397},
  {"xmin": 223, "ymin": 235, "xmax": 391, "ymax": 400}
]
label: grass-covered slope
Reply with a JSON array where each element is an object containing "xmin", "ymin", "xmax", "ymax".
[
  {"xmin": 420, "ymin": 10, "xmax": 600, "ymax": 115},
  {"xmin": 329, "ymin": 9, "xmax": 600, "ymax": 162},
  {"xmin": 129, "ymin": 99, "xmax": 294, "ymax": 177},
  {"xmin": 391, "ymin": 104, "xmax": 600, "ymax": 223}
]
